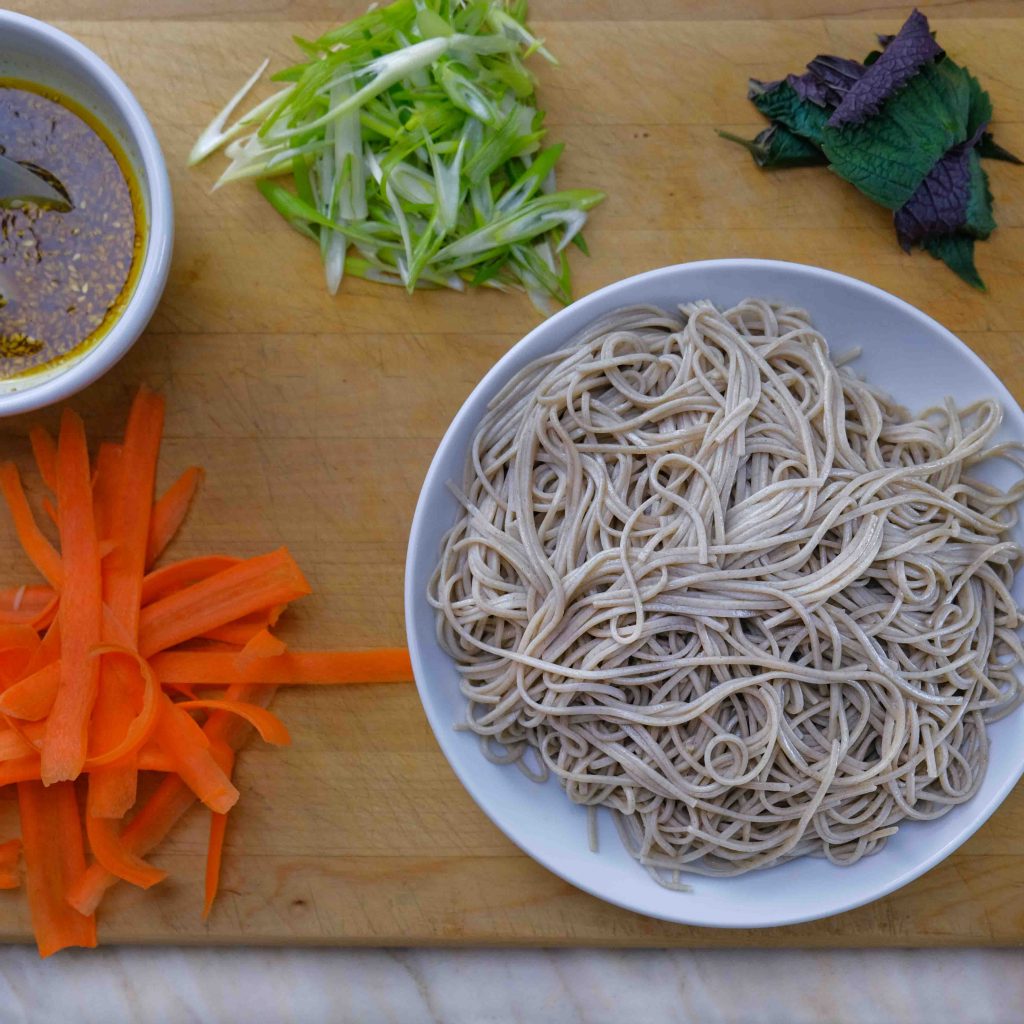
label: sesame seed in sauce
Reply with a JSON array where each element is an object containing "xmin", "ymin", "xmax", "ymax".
[{"xmin": 0, "ymin": 84, "xmax": 139, "ymax": 379}]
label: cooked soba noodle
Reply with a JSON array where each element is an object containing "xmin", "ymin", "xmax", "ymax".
[{"xmin": 429, "ymin": 300, "xmax": 1024, "ymax": 882}]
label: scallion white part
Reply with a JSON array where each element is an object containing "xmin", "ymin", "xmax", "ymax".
[{"xmin": 190, "ymin": 59, "xmax": 275, "ymax": 166}]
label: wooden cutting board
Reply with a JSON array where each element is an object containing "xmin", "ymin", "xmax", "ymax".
[{"xmin": 0, "ymin": 0, "xmax": 1022, "ymax": 947}]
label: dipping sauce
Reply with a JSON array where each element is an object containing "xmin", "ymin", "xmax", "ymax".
[{"xmin": 0, "ymin": 80, "xmax": 143, "ymax": 380}]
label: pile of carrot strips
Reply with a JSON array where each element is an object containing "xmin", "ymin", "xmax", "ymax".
[{"xmin": 0, "ymin": 387, "xmax": 412, "ymax": 955}]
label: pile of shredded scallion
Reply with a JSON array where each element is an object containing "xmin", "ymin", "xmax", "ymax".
[{"xmin": 190, "ymin": 0, "xmax": 603, "ymax": 310}]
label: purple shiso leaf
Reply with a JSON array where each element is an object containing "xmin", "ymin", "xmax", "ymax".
[
  {"xmin": 790, "ymin": 55, "xmax": 866, "ymax": 108},
  {"xmin": 829, "ymin": 10, "xmax": 944, "ymax": 127},
  {"xmin": 788, "ymin": 71, "xmax": 830, "ymax": 107},
  {"xmin": 894, "ymin": 123, "xmax": 987, "ymax": 250},
  {"xmin": 805, "ymin": 56, "xmax": 866, "ymax": 105},
  {"xmin": 894, "ymin": 149, "xmax": 972, "ymax": 250}
]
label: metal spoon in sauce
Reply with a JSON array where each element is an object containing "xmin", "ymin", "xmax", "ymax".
[
  {"xmin": 0, "ymin": 154, "xmax": 71, "ymax": 307},
  {"xmin": 0, "ymin": 152, "xmax": 71, "ymax": 210}
]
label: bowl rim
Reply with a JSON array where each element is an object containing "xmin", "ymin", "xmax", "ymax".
[
  {"xmin": 404, "ymin": 257, "xmax": 1024, "ymax": 928},
  {"xmin": 0, "ymin": 10, "xmax": 173, "ymax": 416}
]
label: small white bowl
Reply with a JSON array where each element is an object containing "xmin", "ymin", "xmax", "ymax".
[
  {"xmin": 0, "ymin": 11, "xmax": 172, "ymax": 415},
  {"xmin": 405, "ymin": 259, "xmax": 1024, "ymax": 928}
]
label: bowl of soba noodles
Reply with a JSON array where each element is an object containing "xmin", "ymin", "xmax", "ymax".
[{"xmin": 405, "ymin": 259, "xmax": 1024, "ymax": 927}]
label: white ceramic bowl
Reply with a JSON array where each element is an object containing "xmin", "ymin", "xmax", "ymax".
[
  {"xmin": 405, "ymin": 258, "xmax": 1024, "ymax": 928},
  {"xmin": 0, "ymin": 11, "xmax": 172, "ymax": 415}
]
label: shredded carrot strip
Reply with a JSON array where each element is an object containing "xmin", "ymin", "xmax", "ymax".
[
  {"xmin": 0, "ymin": 837, "xmax": 21, "ymax": 889},
  {"xmin": 23, "ymin": 617, "xmax": 60, "ymax": 677},
  {"xmin": 67, "ymin": 684, "xmax": 265, "ymax": 917},
  {"xmin": 136, "ymin": 745, "xmax": 173, "ymax": 772},
  {"xmin": 163, "ymin": 682, "xmax": 198, "ymax": 701},
  {"xmin": 202, "ymin": 604, "xmax": 284, "ymax": 646},
  {"xmin": 0, "ymin": 624, "xmax": 41, "ymax": 687},
  {"xmin": 67, "ymin": 768, "xmax": 193, "ymax": 917},
  {"xmin": 83, "ymin": 649, "xmax": 160, "ymax": 769},
  {"xmin": 92, "ymin": 443, "xmax": 123, "ymax": 548},
  {"xmin": 146, "ymin": 466, "xmax": 203, "ymax": 567},
  {"xmin": 0, "ymin": 756, "xmax": 41, "ymax": 786},
  {"xmin": 203, "ymin": 809, "xmax": 230, "ymax": 918},
  {"xmin": 85, "ymin": 814, "xmax": 167, "ymax": 890},
  {"xmin": 0, "ymin": 727, "xmax": 37, "ymax": 760},
  {"xmin": 4, "ymin": 714, "xmax": 44, "ymax": 747},
  {"xmin": 138, "ymin": 549, "xmax": 310, "ymax": 658},
  {"xmin": 18, "ymin": 780, "xmax": 96, "ymax": 956},
  {"xmin": 201, "ymin": 623, "xmax": 264, "ymax": 646},
  {"xmin": 0, "ymin": 464, "xmax": 63, "ymax": 588},
  {"xmin": 141, "ymin": 556, "xmax": 240, "ymax": 606},
  {"xmin": 2, "ymin": 586, "xmax": 54, "ymax": 613},
  {"xmin": 237, "ymin": 629, "xmax": 287, "ymax": 666},
  {"xmin": 0, "ymin": 389, "xmax": 415, "ymax": 954},
  {"xmin": 41, "ymin": 412, "xmax": 102, "ymax": 785},
  {"xmin": 0, "ymin": 623, "xmax": 41, "ymax": 653},
  {"xmin": 85, "ymin": 656, "xmax": 140, "ymax": 817},
  {"xmin": 151, "ymin": 649, "xmax": 414, "ymax": 685},
  {"xmin": 28, "ymin": 427, "xmax": 57, "ymax": 493},
  {"xmin": 0, "ymin": 585, "xmax": 57, "ymax": 629},
  {"xmin": 0, "ymin": 661, "xmax": 60, "ymax": 720},
  {"xmin": 105, "ymin": 387, "xmax": 164, "ymax": 634},
  {"xmin": 91, "ymin": 390, "xmax": 165, "ymax": 818},
  {"xmin": 203, "ymin": 744, "xmax": 234, "ymax": 919},
  {"xmin": 41, "ymin": 496, "xmax": 58, "ymax": 529},
  {"xmin": 175, "ymin": 700, "xmax": 290, "ymax": 746},
  {"xmin": 152, "ymin": 697, "xmax": 238, "ymax": 813}
]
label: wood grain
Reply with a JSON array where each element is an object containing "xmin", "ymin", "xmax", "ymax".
[
  {"xmin": 19, "ymin": 1, "xmax": 1024, "ymax": 22},
  {"xmin": 0, "ymin": 4, "xmax": 1021, "ymax": 946}
]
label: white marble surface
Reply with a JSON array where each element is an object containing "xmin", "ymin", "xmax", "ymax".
[{"xmin": 0, "ymin": 947, "xmax": 1019, "ymax": 1023}]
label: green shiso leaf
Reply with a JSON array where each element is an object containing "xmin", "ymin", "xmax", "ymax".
[
  {"xmin": 748, "ymin": 79, "xmax": 830, "ymax": 146},
  {"xmin": 820, "ymin": 59, "xmax": 972, "ymax": 209},
  {"xmin": 978, "ymin": 133, "xmax": 1023, "ymax": 165},
  {"xmin": 717, "ymin": 125, "xmax": 827, "ymax": 169},
  {"xmin": 964, "ymin": 150, "xmax": 995, "ymax": 239},
  {"xmin": 965, "ymin": 67, "xmax": 993, "ymax": 139},
  {"xmin": 925, "ymin": 234, "xmax": 985, "ymax": 290},
  {"xmin": 727, "ymin": 10, "xmax": 1019, "ymax": 289}
]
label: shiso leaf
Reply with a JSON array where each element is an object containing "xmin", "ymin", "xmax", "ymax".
[
  {"xmin": 978, "ymin": 132, "xmax": 1023, "ymax": 165},
  {"xmin": 727, "ymin": 7, "xmax": 1018, "ymax": 289},
  {"xmin": 963, "ymin": 150, "xmax": 996, "ymax": 239},
  {"xmin": 748, "ymin": 79, "xmax": 830, "ymax": 145},
  {"xmin": 963, "ymin": 71, "xmax": 1021, "ymax": 163},
  {"xmin": 965, "ymin": 68, "xmax": 994, "ymax": 138},
  {"xmin": 791, "ymin": 56, "xmax": 866, "ymax": 109},
  {"xmin": 925, "ymin": 234, "xmax": 985, "ymax": 290},
  {"xmin": 717, "ymin": 125, "xmax": 827, "ymax": 169},
  {"xmin": 893, "ymin": 138, "xmax": 976, "ymax": 250},
  {"xmin": 829, "ymin": 9, "xmax": 944, "ymax": 127},
  {"xmin": 821, "ymin": 59, "xmax": 972, "ymax": 209}
]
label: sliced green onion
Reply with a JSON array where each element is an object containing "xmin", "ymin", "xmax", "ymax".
[
  {"xmin": 436, "ymin": 190, "xmax": 604, "ymax": 263},
  {"xmin": 495, "ymin": 143, "xmax": 563, "ymax": 214},
  {"xmin": 486, "ymin": 6, "xmax": 558, "ymax": 66},
  {"xmin": 189, "ymin": 58, "xmax": 270, "ymax": 166},
  {"xmin": 192, "ymin": 0, "xmax": 603, "ymax": 311}
]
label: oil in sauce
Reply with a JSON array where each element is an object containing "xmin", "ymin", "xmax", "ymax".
[{"xmin": 0, "ymin": 80, "xmax": 142, "ymax": 380}]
